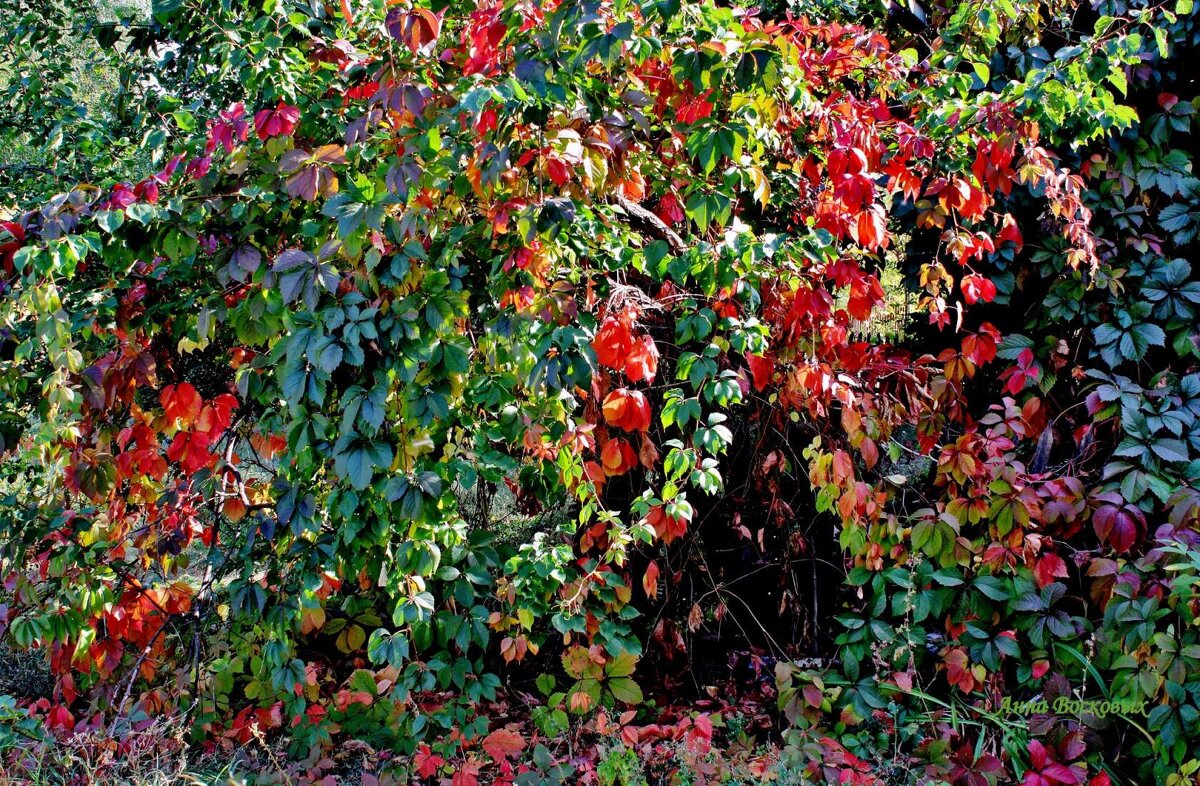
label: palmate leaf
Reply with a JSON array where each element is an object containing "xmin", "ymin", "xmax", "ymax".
[
  {"xmin": 232, "ymin": 244, "xmax": 262, "ymax": 275},
  {"xmin": 367, "ymin": 629, "xmax": 410, "ymax": 667},
  {"xmin": 1093, "ymin": 319, "xmax": 1166, "ymax": 367},
  {"xmin": 316, "ymin": 339, "xmax": 344, "ymax": 374},
  {"xmin": 321, "ymin": 192, "xmax": 386, "ymax": 238},
  {"xmin": 332, "ymin": 433, "xmax": 394, "ymax": 490},
  {"xmin": 386, "ymin": 7, "xmax": 441, "ymax": 55},
  {"xmin": 280, "ymin": 145, "xmax": 346, "ymax": 201},
  {"xmin": 1159, "ymin": 202, "xmax": 1199, "ymax": 244},
  {"xmin": 341, "ymin": 384, "xmax": 387, "ymax": 435},
  {"xmin": 272, "ymin": 249, "xmax": 339, "ymax": 311}
]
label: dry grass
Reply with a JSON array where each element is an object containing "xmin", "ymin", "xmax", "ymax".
[
  {"xmin": 0, "ymin": 645, "xmax": 52, "ymax": 704},
  {"xmin": 0, "ymin": 718, "xmax": 245, "ymax": 786}
]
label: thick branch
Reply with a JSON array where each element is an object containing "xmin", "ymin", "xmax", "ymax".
[{"xmin": 610, "ymin": 194, "xmax": 688, "ymax": 256}]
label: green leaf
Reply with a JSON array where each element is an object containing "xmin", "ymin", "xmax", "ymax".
[
  {"xmin": 972, "ymin": 61, "xmax": 990, "ymax": 86},
  {"xmin": 974, "ymin": 576, "xmax": 1009, "ymax": 602},
  {"xmin": 607, "ymin": 677, "xmax": 643, "ymax": 704},
  {"xmin": 1106, "ymin": 67, "xmax": 1127, "ymax": 97},
  {"xmin": 604, "ymin": 652, "xmax": 637, "ymax": 678},
  {"xmin": 95, "ymin": 210, "xmax": 124, "ymax": 233},
  {"xmin": 124, "ymin": 203, "xmax": 157, "ymax": 225},
  {"xmin": 316, "ymin": 339, "xmax": 344, "ymax": 373},
  {"xmin": 1154, "ymin": 438, "xmax": 1189, "ymax": 464},
  {"xmin": 1154, "ymin": 27, "xmax": 1169, "ymax": 58}
]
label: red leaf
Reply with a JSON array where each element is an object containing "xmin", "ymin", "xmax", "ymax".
[
  {"xmin": 477, "ymin": 107, "xmax": 499, "ymax": 136},
  {"xmin": 999, "ymin": 213, "xmax": 1023, "ymax": 249},
  {"xmin": 851, "ymin": 205, "xmax": 887, "ymax": 250},
  {"xmin": 0, "ymin": 220, "xmax": 27, "ymax": 274},
  {"xmin": 546, "ymin": 156, "xmax": 571, "ymax": 186},
  {"xmin": 647, "ymin": 506, "xmax": 689, "ymax": 543},
  {"xmin": 1034, "ymin": 552, "xmax": 1068, "ymax": 588},
  {"xmin": 600, "ymin": 438, "xmax": 637, "ymax": 476},
  {"xmin": 1027, "ymin": 740, "xmax": 1050, "ymax": 770},
  {"xmin": 684, "ymin": 713, "xmax": 714, "ymax": 751},
  {"xmin": 624, "ymin": 334, "xmax": 659, "ymax": 383},
  {"xmin": 161, "ymin": 383, "xmax": 203, "ymax": 427},
  {"xmin": 961, "ymin": 274, "xmax": 997, "ymax": 305},
  {"xmin": 962, "ymin": 328, "xmax": 998, "ymax": 365},
  {"xmin": 1093, "ymin": 501, "xmax": 1145, "ymax": 553},
  {"xmin": 603, "ymin": 388, "xmax": 651, "ymax": 432},
  {"xmin": 413, "ymin": 745, "xmax": 445, "ymax": 778},
  {"xmin": 943, "ymin": 647, "xmax": 981, "ymax": 693},
  {"xmin": 859, "ymin": 437, "xmax": 879, "ymax": 469},
  {"xmin": 167, "ymin": 431, "xmax": 215, "ymax": 475},
  {"xmin": 46, "ymin": 704, "xmax": 74, "ymax": 732},
  {"xmin": 482, "ymin": 727, "xmax": 525, "ymax": 762},
  {"xmin": 655, "ymin": 193, "xmax": 685, "ymax": 225},
  {"xmin": 461, "ymin": 4, "xmax": 508, "ymax": 76},
  {"xmin": 593, "ymin": 312, "xmax": 633, "ymax": 369},
  {"xmin": 746, "ymin": 353, "xmax": 774, "ymax": 391},
  {"xmin": 1000, "ymin": 348, "xmax": 1041, "ymax": 394},
  {"xmin": 451, "ymin": 760, "xmax": 481, "ymax": 786},
  {"xmin": 1040, "ymin": 763, "xmax": 1083, "ymax": 785},
  {"xmin": 387, "ymin": 8, "xmax": 441, "ymax": 55},
  {"xmin": 831, "ymin": 450, "xmax": 854, "ymax": 485},
  {"xmin": 253, "ymin": 102, "xmax": 300, "ymax": 141},
  {"xmin": 208, "ymin": 103, "xmax": 248, "ymax": 154},
  {"xmin": 643, "ymin": 559, "xmax": 660, "ymax": 599},
  {"xmin": 676, "ymin": 90, "xmax": 715, "ymax": 124},
  {"xmin": 846, "ymin": 271, "xmax": 885, "ymax": 320}
]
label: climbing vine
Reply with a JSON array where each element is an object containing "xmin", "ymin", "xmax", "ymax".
[{"xmin": 1, "ymin": 0, "xmax": 1199, "ymax": 783}]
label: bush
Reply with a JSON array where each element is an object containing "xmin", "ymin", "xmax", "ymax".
[{"xmin": 1, "ymin": 0, "xmax": 1198, "ymax": 783}]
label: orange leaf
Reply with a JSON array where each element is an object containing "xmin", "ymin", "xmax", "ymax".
[
  {"xmin": 594, "ymin": 312, "xmax": 634, "ymax": 369},
  {"xmin": 624, "ymin": 334, "xmax": 659, "ymax": 383},
  {"xmin": 161, "ymin": 383, "xmax": 203, "ymax": 427},
  {"xmin": 568, "ymin": 689, "xmax": 593, "ymax": 713},
  {"xmin": 600, "ymin": 438, "xmax": 637, "ymax": 476},
  {"xmin": 395, "ymin": 8, "xmax": 441, "ymax": 56},
  {"xmin": 860, "ymin": 438, "xmax": 878, "ymax": 469},
  {"xmin": 602, "ymin": 388, "xmax": 651, "ymax": 432},
  {"xmin": 646, "ymin": 506, "xmax": 689, "ymax": 543},
  {"xmin": 638, "ymin": 434, "xmax": 659, "ymax": 470},
  {"xmin": 643, "ymin": 560, "xmax": 660, "ymax": 599},
  {"xmin": 482, "ymin": 727, "xmax": 525, "ymax": 762},
  {"xmin": 831, "ymin": 450, "xmax": 854, "ymax": 485},
  {"xmin": 852, "ymin": 205, "xmax": 887, "ymax": 251}
]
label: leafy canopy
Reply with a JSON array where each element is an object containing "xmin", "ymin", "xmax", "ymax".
[{"xmin": 2, "ymin": 0, "xmax": 1200, "ymax": 783}]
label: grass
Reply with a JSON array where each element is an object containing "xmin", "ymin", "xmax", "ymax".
[
  {"xmin": 1, "ymin": 718, "xmax": 234, "ymax": 786},
  {"xmin": 0, "ymin": 0, "xmax": 155, "ymax": 211}
]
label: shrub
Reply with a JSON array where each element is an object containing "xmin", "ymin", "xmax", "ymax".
[{"xmin": 1, "ymin": 0, "xmax": 1198, "ymax": 782}]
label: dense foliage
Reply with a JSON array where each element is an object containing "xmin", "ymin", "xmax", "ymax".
[
  {"xmin": 2, "ymin": 0, "xmax": 1199, "ymax": 783},
  {"xmin": 0, "ymin": 1, "xmax": 165, "ymax": 208}
]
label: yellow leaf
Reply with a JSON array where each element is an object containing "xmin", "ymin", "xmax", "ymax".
[{"xmin": 748, "ymin": 165, "xmax": 771, "ymax": 210}]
